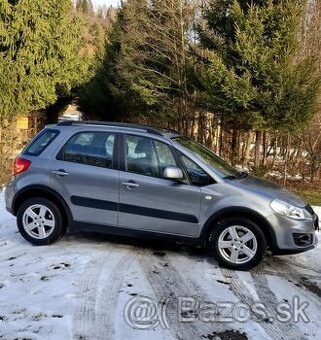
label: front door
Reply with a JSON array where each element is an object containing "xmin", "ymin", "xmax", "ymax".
[
  {"xmin": 49, "ymin": 130, "xmax": 119, "ymax": 226},
  {"xmin": 119, "ymin": 134, "xmax": 202, "ymax": 237}
]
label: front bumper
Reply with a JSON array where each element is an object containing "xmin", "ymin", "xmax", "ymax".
[
  {"xmin": 266, "ymin": 211, "xmax": 318, "ymax": 255},
  {"xmin": 273, "ymin": 236, "xmax": 318, "ymax": 255}
]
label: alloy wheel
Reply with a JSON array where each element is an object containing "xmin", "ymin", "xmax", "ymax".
[
  {"xmin": 22, "ymin": 204, "xmax": 56, "ymax": 239},
  {"xmin": 217, "ymin": 225, "xmax": 258, "ymax": 264}
]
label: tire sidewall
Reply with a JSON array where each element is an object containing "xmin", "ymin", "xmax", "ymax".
[
  {"xmin": 17, "ymin": 197, "xmax": 63, "ymax": 246},
  {"xmin": 209, "ymin": 217, "xmax": 267, "ymax": 270}
]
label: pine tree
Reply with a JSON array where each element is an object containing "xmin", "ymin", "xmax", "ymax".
[
  {"xmin": 199, "ymin": 0, "xmax": 321, "ymax": 163},
  {"xmin": 118, "ymin": 0, "xmax": 197, "ymax": 129},
  {"xmin": 77, "ymin": 8, "xmax": 143, "ymax": 120},
  {"xmin": 76, "ymin": 0, "xmax": 93, "ymax": 15},
  {"xmin": 0, "ymin": 0, "xmax": 88, "ymax": 121}
]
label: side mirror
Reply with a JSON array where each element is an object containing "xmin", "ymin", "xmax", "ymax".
[{"xmin": 163, "ymin": 166, "xmax": 184, "ymax": 180}]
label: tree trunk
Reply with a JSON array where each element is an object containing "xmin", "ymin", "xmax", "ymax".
[
  {"xmin": 254, "ymin": 130, "xmax": 262, "ymax": 167},
  {"xmin": 231, "ymin": 128, "xmax": 238, "ymax": 165},
  {"xmin": 241, "ymin": 131, "xmax": 251, "ymax": 166},
  {"xmin": 271, "ymin": 137, "xmax": 278, "ymax": 168},
  {"xmin": 262, "ymin": 131, "xmax": 267, "ymax": 166},
  {"xmin": 283, "ymin": 133, "xmax": 291, "ymax": 186},
  {"xmin": 219, "ymin": 122, "xmax": 223, "ymax": 157}
]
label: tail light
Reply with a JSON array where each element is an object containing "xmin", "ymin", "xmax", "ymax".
[{"xmin": 13, "ymin": 157, "xmax": 31, "ymax": 176}]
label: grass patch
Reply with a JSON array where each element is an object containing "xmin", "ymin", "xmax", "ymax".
[
  {"xmin": 266, "ymin": 175, "xmax": 321, "ymax": 206},
  {"xmin": 293, "ymin": 189, "xmax": 321, "ymax": 206}
]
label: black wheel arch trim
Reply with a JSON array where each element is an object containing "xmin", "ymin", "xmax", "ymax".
[
  {"xmin": 200, "ymin": 207, "xmax": 278, "ymax": 251},
  {"xmin": 12, "ymin": 185, "xmax": 73, "ymax": 228}
]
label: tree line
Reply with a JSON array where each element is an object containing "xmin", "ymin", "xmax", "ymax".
[
  {"xmin": 78, "ymin": 0, "xmax": 321, "ymax": 182},
  {"xmin": 0, "ymin": 0, "xmax": 321, "ymax": 186}
]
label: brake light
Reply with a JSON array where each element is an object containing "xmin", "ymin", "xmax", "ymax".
[{"xmin": 13, "ymin": 157, "xmax": 31, "ymax": 176}]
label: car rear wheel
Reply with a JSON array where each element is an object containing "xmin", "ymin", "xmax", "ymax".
[
  {"xmin": 209, "ymin": 217, "xmax": 267, "ymax": 270},
  {"xmin": 17, "ymin": 197, "xmax": 65, "ymax": 245}
]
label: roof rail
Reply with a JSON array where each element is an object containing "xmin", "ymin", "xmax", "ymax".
[{"xmin": 57, "ymin": 120, "xmax": 164, "ymax": 136}]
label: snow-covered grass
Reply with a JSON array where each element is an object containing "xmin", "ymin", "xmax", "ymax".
[
  {"xmin": 1, "ymin": 192, "xmax": 321, "ymax": 340},
  {"xmin": 312, "ymin": 206, "xmax": 321, "ymax": 219}
]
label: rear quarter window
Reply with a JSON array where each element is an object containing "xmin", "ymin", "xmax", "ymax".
[{"xmin": 23, "ymin": 129, "xmax": 59, "ymax": 156}]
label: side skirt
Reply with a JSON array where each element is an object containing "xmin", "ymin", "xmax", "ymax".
[{"xmin": 70, "ymin": 221, "xmax": 204, "ymax": 247}]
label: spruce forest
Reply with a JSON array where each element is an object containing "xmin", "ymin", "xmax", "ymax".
[{"xmin": 0, "ymin": 0, "xmax": 321, "ymax": 202}]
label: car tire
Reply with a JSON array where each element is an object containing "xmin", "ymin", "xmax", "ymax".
[
  {"xmin": 17, "ymin": 197, "xmax": 65, "ymax": 246},
  {"xmin": 209, "ymin": 217, "xmax": 267, "ymax": 270}
]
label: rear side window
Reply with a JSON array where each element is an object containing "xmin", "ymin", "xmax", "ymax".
[
  {"xmin": 57, "ymin": 131, "xmax": 115, "ymax": 169},
  {"xmin": 23, "ymin": 129, "xmax": 59, "ymax": 156}
]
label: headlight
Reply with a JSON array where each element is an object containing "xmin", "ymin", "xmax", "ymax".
[{"xmin": 270, "ymin": 199, "xmax": 305, "ymax": 220}]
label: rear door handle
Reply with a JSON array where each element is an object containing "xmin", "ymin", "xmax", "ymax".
[
  {"xmin": 52, "ymin": 169, "xmax": 69, "ymax": 177},
  {"xmin": 121, "ymin": 181, "xmax": 139, "ymax": 188}
]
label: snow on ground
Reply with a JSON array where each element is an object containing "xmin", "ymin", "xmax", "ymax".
[
  {"xmin": 313, "ymin": 206, "xmax": 321, "ymax": 220},
  {"xmin": 1, "ymin": 191, "xmax": 321, "ymax": 340}
]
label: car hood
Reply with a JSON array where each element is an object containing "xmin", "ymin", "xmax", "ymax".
[{"xmin": 227, "ymin": 175, "xmax": 307, "ymax": 207}]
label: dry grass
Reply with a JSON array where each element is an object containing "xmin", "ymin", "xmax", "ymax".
[
  {"xmin": 266, "ymin": 176, "xmax": 321, "ymax": 206},
  {"xmin": 293, "ymin": 189, "xmax": 321, "ymax": 206}
]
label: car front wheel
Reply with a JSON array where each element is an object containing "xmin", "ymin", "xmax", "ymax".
[
  {"xmin": 209, "ymin": 217, "xmax": 267, "ymax": 270},
  {"xmin": 17, "ymin": 197, "xmax": 65, "ymax": 245}
]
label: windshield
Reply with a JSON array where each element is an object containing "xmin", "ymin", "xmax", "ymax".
[{"xmin": 172, "ymin": 137, "xmax": 239, "ymax": 178}]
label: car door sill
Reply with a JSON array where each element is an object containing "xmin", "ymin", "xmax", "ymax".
[{"xmin": 70, "ymin": 221, "xmax": 203, "ymax": 246}]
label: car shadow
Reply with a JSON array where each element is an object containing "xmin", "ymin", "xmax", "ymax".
[{"xmin": 63, "ymin": 230, "xmax": 207, "ymax": 258}]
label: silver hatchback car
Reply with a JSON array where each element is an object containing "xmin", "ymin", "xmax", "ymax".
[{"xmin": 4, "ymin": 121, "xmax": 319, "ymax": 270}]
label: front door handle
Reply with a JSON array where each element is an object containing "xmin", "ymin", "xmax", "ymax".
[
  {"xmin": 121, "ymin": 181, "xmax": 140, "ymax": 188},
  {"xmin": 52, "ymin": 169, "xmax": 69, "ymax": 177}
]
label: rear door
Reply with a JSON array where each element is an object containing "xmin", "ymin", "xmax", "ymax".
[
  {"xmin": 118, "ymin": 134, "xmax": 202, "ymax": 237},
  {"xmin": 49, "ymin": 130, "xmax": 120, "ymax": 226}
]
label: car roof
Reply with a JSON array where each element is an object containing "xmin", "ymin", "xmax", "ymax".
[{"xmin": 48, "ymin": 120, "xmax": 181, "ymax": 139}]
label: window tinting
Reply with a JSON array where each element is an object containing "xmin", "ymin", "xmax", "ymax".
[
  {"xmin": 23, "ymin": 129, "xmax": 59, "ymax": 156},
  {"xmin": 125, "ymin": 135, "xmax": 178, "ymax": 178},
  {"xmin": 58, "ymin": 132, "xmax": 115, "ymax": 168},
  {"xmin": 154, "ymin": 140, "xmax": 177, "ymax": 167},
  {"xmin": 180, "ymin": 154, "xmax": 212, "ymax": 186},
  {"xmin": 173, "ymin": 137, "xmax": 238, "ymax": 178}
]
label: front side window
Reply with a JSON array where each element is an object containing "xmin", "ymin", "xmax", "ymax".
[
  {"xmin": 23, "ymin": 129, "xmax": 59, "ymax": 156},
  {"xmin": 58, "ymin": 131, "xmax": 115, "ymax": 168},
  {"xmin": 180, "ymin": 154, "xmax": 212, "ymax": 186},
  {"xmin": 173, "ymin": 137, "xmax": 238, "ymax": 178},
  {"xmin": 125, "ymin": 135, "xmax": 178, "ymax": 178}
]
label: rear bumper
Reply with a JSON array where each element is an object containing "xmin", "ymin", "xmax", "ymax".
[
  {"xmin": 4, "ymin": 184, "xmax": 15, "ymax": 215},
  {"xmin": 6, "ymin": 206, "xmax": 13, "ymax": 214}
]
